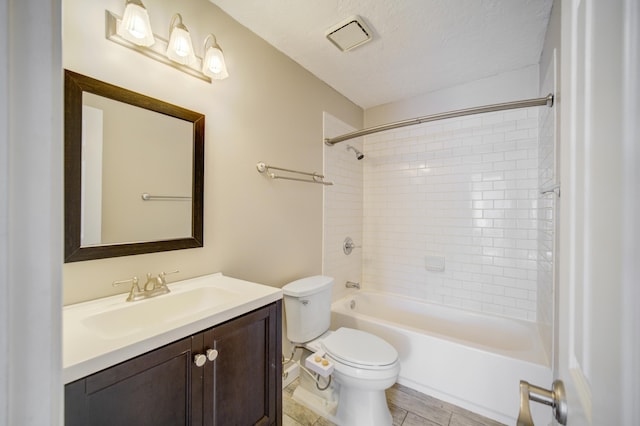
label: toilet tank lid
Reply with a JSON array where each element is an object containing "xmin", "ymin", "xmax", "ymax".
[{"xmin": 282, "ymin": 275, "xmax": 334, "ymax": 297}]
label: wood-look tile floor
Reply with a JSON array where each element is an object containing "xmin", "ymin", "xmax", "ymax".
[{"xmin": 283, "ymin": 379, "xmax": 506, "ymax": 426}]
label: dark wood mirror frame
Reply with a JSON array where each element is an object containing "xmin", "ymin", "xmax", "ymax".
[{"xmin": 64, "ymin": 69, "xmax": 204, "ymax": 262}]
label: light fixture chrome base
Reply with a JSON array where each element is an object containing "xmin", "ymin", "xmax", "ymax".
[{"xmin": 105, "ymin": 10, "xmax": 211, "ymax": 83}]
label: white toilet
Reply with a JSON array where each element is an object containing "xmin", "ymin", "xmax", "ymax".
[{"xmin": 282, "ymin": 275, "xmax": 400, "ymax": 426}]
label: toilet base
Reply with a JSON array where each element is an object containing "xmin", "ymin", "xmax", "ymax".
[
  {"xmin": 291, "ymin": 383, "xmax": 339, "ymax": 422},
  {"xmin": 335, "ymin": 386, "xmax": 393, "ymax": 426},
  {"xmin": 292, "ymin": 364, "xmax": 395, "ymax": 426}
]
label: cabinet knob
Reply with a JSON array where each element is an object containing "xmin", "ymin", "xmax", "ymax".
[
  {"xmin": 206, "ymin": 349, "xmax": 218, "ymax": 361},
  {"xmin": 194, "ymin": 354, "xmax": 207, "ymax": 367}
]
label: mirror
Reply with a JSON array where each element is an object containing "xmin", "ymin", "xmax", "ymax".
[{"xmin": 64, "ymin": 70, "xmax": 204, "ymax": 262}]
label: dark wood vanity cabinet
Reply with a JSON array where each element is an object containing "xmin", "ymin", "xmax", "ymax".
[
  {"xmin": 65, "ymin": 301, "xmax": 282, "ymax": 426},
  {"xmin": 65, "ymin": 336, "xmax": 199, "ymax": 425},
  {"xmin": 200, "ymin": 301, "xmax": 281, "ymax": 425}
]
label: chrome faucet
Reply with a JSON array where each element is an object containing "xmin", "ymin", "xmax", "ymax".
[
  {"xmin": 113, "ymin": 270, "xmax": 179, "ymax": 302},
  {"xmin": 345, "ymin": 281, "xmax": 360, "ymax": 289}
]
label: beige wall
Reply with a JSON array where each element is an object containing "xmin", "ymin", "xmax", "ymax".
[
  {"xmin": 63, "ymin": 0, "xmax": 362, "ymax": 304},
  {"xmin": 364, "ymin": 65, "xmax": 539, "ymax": 127}
]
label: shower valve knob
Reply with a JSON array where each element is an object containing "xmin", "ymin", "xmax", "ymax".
[{"xmin": 343, "ymin": 237, "xmax": 361, "ymax": 255}]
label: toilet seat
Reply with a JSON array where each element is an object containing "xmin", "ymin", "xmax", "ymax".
[{"xmin": 321, "ymin": 327, "xmax": 398, "ymax": 370}]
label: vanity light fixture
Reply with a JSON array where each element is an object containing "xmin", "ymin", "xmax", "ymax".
[
  {"xmin": 166, "ymin": 14, "xmax": 196, "ymax": 66},
  {"xmin": 202, "ymin": 34, "xmax": 229, "ymax": 80},
  {"xmin": 106, "ymin": 8, "xmax": 230, "ymax": 83},
  {"xmin": 116, "ymin": 0, "xmax": 155, "ymax": 46}
]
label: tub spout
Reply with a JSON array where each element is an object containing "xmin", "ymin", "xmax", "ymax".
[{"xmin": 346, "ymin": 281, "xmax": 360, "ymax": 289}]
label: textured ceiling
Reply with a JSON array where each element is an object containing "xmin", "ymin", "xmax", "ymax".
[{"xmin": 210, "ymin": 0, "xmax": 553, "ymax": 109}]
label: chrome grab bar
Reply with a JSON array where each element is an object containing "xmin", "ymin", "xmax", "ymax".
[
  {"xmin": 517, "ymin": 380, "xmax": 567, "ymax": 426},
  {"xmin": 141, "ymin": 193, "xmax": 192, "ymax": 201},
  {"xmin": 256, "ymin": 161, "xmax": 333, "ymax": 186}
]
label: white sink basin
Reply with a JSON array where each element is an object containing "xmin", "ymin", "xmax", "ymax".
[
  {"xmin": 82, "ymin": 286, "xmax": 242, "ymax": 339},
  {"xmin": 64, "ymin": 273, "xmax": 282, "ymax": 384}
]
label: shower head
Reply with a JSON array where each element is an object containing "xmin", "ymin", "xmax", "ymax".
[{"xmin": 346, "ymin": 144, "xmax": 365, "ymax": 160}]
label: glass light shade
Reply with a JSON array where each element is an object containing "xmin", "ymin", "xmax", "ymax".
[
  {"xmin": 166, "ymin": 15, "xmax": 196, "ymax": 66},
  {"xmin": 202, "ymin": 36, "xmax": 229, "ymax": 80},
  {"xmin": 116, "ymin": 1, "xmax": 155, "ymax": 47}
]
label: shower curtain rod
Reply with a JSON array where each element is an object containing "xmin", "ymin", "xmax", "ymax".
[{"xmin": 324, "ymin": 93, "xmax": 554, "ymax": 146}]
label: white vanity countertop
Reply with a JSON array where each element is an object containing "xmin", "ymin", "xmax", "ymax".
[{"xmin": 63, "ymin": 273, "xmax": 282, "ymax": 384}]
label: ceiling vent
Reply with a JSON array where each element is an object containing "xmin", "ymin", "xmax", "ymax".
[{"xmin": 325, "ymin": 16, "xmax": 372, "ymax": 52}]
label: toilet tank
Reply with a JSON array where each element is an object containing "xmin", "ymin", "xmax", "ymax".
[{"xmin": 282, "ymin": 276, "xmax": 334, "ymax": 343}]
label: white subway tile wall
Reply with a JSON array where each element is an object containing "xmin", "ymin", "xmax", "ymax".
[
  {"xmin": 323, "ymin": 113, "xmax": 364, "ymax": 301},
  {"xmin": 362, "ymin": 108, "xmax": 540, "ymax": 320}
]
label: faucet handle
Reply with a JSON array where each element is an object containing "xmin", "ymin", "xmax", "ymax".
[
  {"xmin": 153, "ymin": 270, "xmax": 179, "ymax": 296},
  {"xmin": 158, "ymin": 270, "xmax": 179, "ymax": 286},
  {"xmin": 343, "ymin": 237, "xmax": 361, "ymax": 255},
  {"xmin": 112, "ymin": 277, "xmax": 141, "ymax": 302},
  {"xmin": 112, "ymin": 276, "xmax": 139, "ymax": 289}
]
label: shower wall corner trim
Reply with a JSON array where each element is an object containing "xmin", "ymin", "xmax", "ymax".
[{"xmin": 324, "ymin": 93, "xmax": 554, "ymax": 146}]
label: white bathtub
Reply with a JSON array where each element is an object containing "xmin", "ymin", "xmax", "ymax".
[{"xmin": 331, "ymin": 291, "xmax": 552, "ymax": 425}]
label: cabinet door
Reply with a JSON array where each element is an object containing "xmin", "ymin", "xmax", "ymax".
[
  {"xmin": 203, "ymin": 301, "xmax": 282, "ymax": 426},
  {"xmin": 65, "ymin": 336, "xmax": 203, "ymax": 426}
]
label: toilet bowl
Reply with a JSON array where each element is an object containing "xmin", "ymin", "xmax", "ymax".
[
  {"xmin": 282, "ymin": 276, "xmax": 400, "ymax": 426},
  {"xmin": 321, "ymin": 328, "xmax": 400, "ymax": 426}
]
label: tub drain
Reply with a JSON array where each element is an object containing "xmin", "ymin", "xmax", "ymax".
[{"xmin": 350, "ymin": 300, "xmax": 356, "ymax": 310}]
